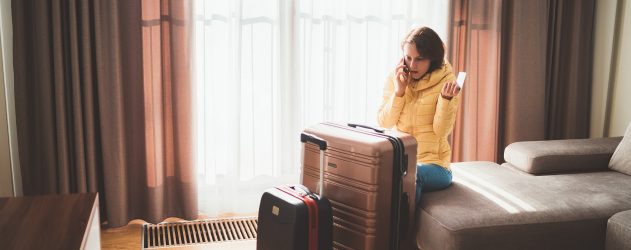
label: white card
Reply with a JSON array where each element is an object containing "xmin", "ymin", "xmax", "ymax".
[{"xmin": 456, "ymin": 72, "xmax": 467, "ymax": 88}]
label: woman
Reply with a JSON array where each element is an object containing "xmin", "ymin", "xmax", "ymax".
[{"xmin": 377, "ymin": 26, "xmax": 461, "ymax": 204}]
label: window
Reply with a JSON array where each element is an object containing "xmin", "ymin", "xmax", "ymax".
[{"xmin": 193, "ymin": 0, "xmax": 448, "ymax": 217}]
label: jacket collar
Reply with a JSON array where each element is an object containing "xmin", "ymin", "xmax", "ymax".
[{"xmin": 409, "ymin": 61, "xmax": 453, "ymax": 92}]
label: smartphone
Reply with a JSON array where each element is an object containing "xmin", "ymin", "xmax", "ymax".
[
  {"xmin": 456, "ymin": 72, "xmax": 467, "ymax": 88},
  {"xmin": 402, "ymin": 57, "xmax": 410, "ymax": 73}
]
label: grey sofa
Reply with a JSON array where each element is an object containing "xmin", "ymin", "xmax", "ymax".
[{"xmin": 415, "ymin": 125, "xmax": 631, "ymax": 250}]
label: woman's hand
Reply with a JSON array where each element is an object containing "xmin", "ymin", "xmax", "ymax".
[
  {"xmin": 394, "ymin": 58, "xmax": 410, "ymax": 97},
  {"xmin": 441, "ymin": 81, "xmax": 460, "ymax": 100}
]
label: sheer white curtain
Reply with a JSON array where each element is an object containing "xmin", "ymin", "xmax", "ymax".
[{"xmin": 193, "ymin": 0, "xmax": 448, "ymax": 217}]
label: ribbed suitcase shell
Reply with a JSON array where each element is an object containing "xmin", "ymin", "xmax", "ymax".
[{"xmin": 302, "ymin": 123, "xmax": 417, "ymax": 250}]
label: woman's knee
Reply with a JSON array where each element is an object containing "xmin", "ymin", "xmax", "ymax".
[{"xmin": 422, "ymin": 166, "xmax": 452, "ymax": 191}]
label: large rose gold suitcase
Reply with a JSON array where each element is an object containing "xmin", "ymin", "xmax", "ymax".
[{"xmin": 301, "ymin": 122, "xmax": 417, "ymax": 250}]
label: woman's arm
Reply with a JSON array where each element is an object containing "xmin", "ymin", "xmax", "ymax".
[
  {"xmin": 377, "ymin": 74, "xmax": 406, "ymax": 128},
  {"xmin": 433, "ymin": 81, "xmax": 461, "ymax": 137}
]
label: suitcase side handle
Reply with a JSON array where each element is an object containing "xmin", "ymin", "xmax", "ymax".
[
  {"xmin": 347, "ymin": 123, "xmax": 385, "ymax": 133},
  {"xmin": 300, "ymin": 133, "xmax": 327, "ymax": 150}
]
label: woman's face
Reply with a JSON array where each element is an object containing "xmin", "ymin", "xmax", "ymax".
[{"xmin": 403, "ymin": 43, "xmax": 431, "ymax": 81}]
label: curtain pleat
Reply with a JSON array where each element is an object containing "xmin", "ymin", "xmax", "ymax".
[
  {"xmin": 12, "ymin": 0, "xmax": 197, "ymax": 228},
  {"xmin": 544, "ymin": 0, "xmax": 595, "ymax": 140},
  {"xmin": 449, "ymin": 0, "xmax": 595, "ymax": 163},
  {"xmin": 449, "ymin": 0, "xmax": 503, "ymax": 163}
]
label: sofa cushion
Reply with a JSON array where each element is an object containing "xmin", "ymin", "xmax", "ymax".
[
  {"xmin": 609, "ymin": 123, "xmax": 631, "ymax": 176},
  {"xmin": 416, "ymin": 161, "xmax": 631, "ymax": 250},
  {"xmin": 606, "ymin": 210, "xmax": 631, "ymax": 250},
  {"xmin": 504, "ymin": 137, "xmax": 622, "ymax": 174}
]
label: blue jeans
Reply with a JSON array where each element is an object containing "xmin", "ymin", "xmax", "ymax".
[{"xmin": 415, "ymin": 163, "xmax": 453, "ymax": 204}]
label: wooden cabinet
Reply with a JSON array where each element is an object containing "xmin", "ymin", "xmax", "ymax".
[{"xmin": 0, "ymin": 193, "xmax": 100, "ymax": 249}]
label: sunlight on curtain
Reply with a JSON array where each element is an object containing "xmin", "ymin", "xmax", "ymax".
[{"xmin": 193, "ymin": 0, "xmax": 448, "ymax": 217}]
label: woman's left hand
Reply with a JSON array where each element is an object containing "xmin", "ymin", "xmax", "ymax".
[{"xmin": 441, "ymin": 81, "xmax": 460, "ymax": 100}]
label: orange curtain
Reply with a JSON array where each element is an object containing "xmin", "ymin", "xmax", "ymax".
[
  {"xmin": 449, "ymin": 0, "xmax": 503, "ymax": 163},
  {"xmin": 12, "ymin": 0, "xmax": 197, "ymax": 227},
  {"xmin": 140, "ymin": 0, "xmax": 196, "ymax": 223}
]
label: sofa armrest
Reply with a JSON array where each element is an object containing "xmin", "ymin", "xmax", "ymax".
[
  {"xmin": 606, "ymin": 210, "xmax": 631, "ymax": 250},
  {"xmin": 504, "ymin": 137, "xmax": 622, "ymax": 174}
]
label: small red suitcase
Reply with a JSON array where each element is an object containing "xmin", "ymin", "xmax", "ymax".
[
  {"xmin": 301, "ymin": 122, "xmax": 417, "ymax": 250},
  {"xmin": 257, "ymin": 133, "xmax": 333, "ymax": 250}
]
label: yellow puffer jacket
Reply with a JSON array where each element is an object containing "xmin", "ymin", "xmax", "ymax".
[{"xmin": 377, "ymin": 62, "xmax": 460, "ymax": 169}]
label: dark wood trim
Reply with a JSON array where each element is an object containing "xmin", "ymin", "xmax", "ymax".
[{"xmin": 0, "ymin": 193, "xmax": 98, "ymax": 249}]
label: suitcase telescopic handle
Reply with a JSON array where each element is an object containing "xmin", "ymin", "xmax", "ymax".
[
  {"xmin": 300, "ymin": 132, "xmax": 327, "ymax": 197},
  {"xmin": 300, "ymin": 133, "xmax": 327, "ymax": 150},
  {"xmin": 347, "ymin": 123, "xmax": 385, "ymax": 133}
]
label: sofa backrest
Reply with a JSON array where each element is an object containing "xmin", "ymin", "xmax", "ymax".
[
  {"xmin": 609, "ymin": 123, "xmax": 631, "ymax": 176},
  {"xmin": 504, "ymin": 137, "xmax": 622, "ymax": 174}
]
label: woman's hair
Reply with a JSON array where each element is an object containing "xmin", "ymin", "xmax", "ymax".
[{"xmin": 401, "ymin": 26, "xmax": 445, "ymax": 73}]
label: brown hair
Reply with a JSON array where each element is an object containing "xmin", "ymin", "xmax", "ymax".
[{"xmin": 401, "ymin": 26, "xmax": 445, "ymax": 73}]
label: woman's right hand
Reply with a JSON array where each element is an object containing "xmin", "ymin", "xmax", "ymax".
[{"xmin": 394, "ymin": 58, "xmax": 410, "ymax": 97}]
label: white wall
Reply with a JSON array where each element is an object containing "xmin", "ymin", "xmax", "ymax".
[
  {"xmin": 0, "ymin": 0, "xmax": 20, "ymax": 197},
  {"xmin": 0, "ymin": 23, "xmax": 11, "ymax": 197},
  {"xmin": 591, "ymin": 0, "xmax": 617, "ymax": 137},
  {"xmin": 592, "ymin": 0, "xmax": 631, "ymax": 137},
  {"xmin": 608, "ymin": 0, "xmax": 631, "ymax": 136}
]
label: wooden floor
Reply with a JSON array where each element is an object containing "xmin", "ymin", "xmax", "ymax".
[
  {"xmin": 101, "ymin": 219, "xmax": 145, "ymax": 250},
  {"xmin": 101, "ymin": 214, "xmax": 257, "ymax": 250}
]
